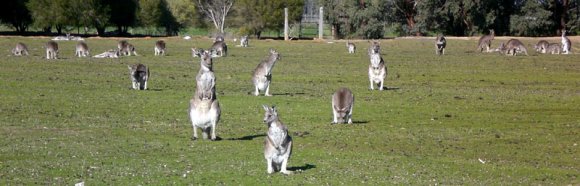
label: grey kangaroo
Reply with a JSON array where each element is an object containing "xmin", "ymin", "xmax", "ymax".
[
  {"xmin": 128, "ymin": 63, "xmax": 149, "ymax": 90},
  {"xmin": 332, "ymin": 87, "xmax": 354, "ymax": 124},
  {"xmin": 252, "ymin": 49, "xmax": 280, "ymax": 96},
  {"xmin": 12, "ymin": 42, "xmax": 29, "ymax": 56},
  {"xmin": 435, "ymin": 34, "xmax": 446, "ymax": 55},
  {"xmin": 45, "ymin": 41, "xmax": 59, "ymax": 59},
  {"xmin": 477, "ymin": 29, "xmax": 495, "ymax": 52},
  {"xmin": 189, "ymin": 50, "xmax": 221, "ymax": 141},
  {"xmin": 262, "ymin": 105, "xmax": 293, "ymax": 175}
]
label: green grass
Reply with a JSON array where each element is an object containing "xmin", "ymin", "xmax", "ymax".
[{"xmin": 0, "ymin": 36, "xmax": 578, "ymax": 185}]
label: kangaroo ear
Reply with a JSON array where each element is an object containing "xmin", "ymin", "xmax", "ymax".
[
  {"xmin": 127, "ymin": 65, "xmax": 132, "ymax": 70},
  {"xmin": 262, "ymin": 105, "xmax": 269, "ymax": 111}
]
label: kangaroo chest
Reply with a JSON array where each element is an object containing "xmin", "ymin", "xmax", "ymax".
[{"xmin": 269, "ymin": 125, "xmax": 287, "ymax": 146}]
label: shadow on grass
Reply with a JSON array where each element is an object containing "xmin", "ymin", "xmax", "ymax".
[
  {"xmin": 226, "ymin": 134, "xmax": 266, "ymax": 141},
  {"xmin": 352, "ymin": 120, "xmax": 369, "ymax": 124},
  {"xmin": 288, "ymin": 164, "xmax": 316, "ymax": 172},
  {"xmin": 384, "ymin": 87, "xmax": 400, "ymax": 91},
  {"xmin": 271, "ymin": 92, "xmax": 306, "ymax": 96}
]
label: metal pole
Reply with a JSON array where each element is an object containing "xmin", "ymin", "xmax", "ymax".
[
  {"xmin": 319, "ymin": 7, "xmax": 324, "ymax": 40},
  {"xmin": 284, "ymin": 8, "xmax": 289, "ymax": 41}
]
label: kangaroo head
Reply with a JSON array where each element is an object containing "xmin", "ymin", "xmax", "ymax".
[
  {"xmin": 269, "ymin": 48, "xmax": 280, "ymax": 60},
  {"xmin": 262, "ymin": 105, "xmax": 278, "ymax": 125},
  {"xmin": 200, "ymin": 50, "xmax": 213, "ymax": 69}
]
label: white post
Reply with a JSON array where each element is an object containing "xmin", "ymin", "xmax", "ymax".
[
  {"xmin": 318, "ymin": 7, "xmax": 324, "ymax": 40},
  {"xmin": 284, "ymin": 8, "xmax": 289, "ymax": 41}
]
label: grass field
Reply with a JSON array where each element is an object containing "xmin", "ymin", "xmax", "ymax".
[{"xmin": 0, "ymin": 36, "xmax": 578, "ymax": 185}]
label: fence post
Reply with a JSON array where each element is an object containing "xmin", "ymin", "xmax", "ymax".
[
  {"xmin": 318, "ymin": 7, "xmax": 324, "ymax": 40},
  {"xmin": 284, "ymin": 8, "xmax": 289, "ymax": 41}
]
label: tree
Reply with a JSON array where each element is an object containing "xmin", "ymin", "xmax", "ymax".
[
  {"xmin": 197, "ymin": 0, "xmax": 234, "ymax": 33},
  {"xmin": 236, "ymin": 0, "xmax": 304, "ymax": 38},
  {"xmin": 69, "ymin": 0, "xmax": 110, "ymax": 35},
  {"xmin": 0, "ymin": 0, "xmax": 32, "ymax": 33},
  {"xmin": 105, "ymin": 0, "xmax": 138, "ymax": 35},
  {"xmin": 510, "ymin": 0, "xmax": 554, "ymax": 36},
  {"xmin": 139, "ymin": 0, "xmax": 180, "ymax": 36},
  {"xmin": 167, "ymin": 0, "xmax": 204, "ymax": 28}
]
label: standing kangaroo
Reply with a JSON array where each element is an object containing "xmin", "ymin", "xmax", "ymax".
[
  {"xmin": 262, "ymin": 105, "xmax": 293, "ymax": 175},
  {"xmin": 346, "ymin": 41, "xmax": 356, "ymax": 54},
  {"xmin": 477, "ymin": 29, "xmax": 495, "ymax": 52},
  {"xmin": 252, "ymin": 49, "xmax": 280, "ymax": 96},
  {"xmin": 211, "ymin": 40, "xmax": 227, "ymax": 57},
  {"xmin": 12, "ymin": 42, "xmax": 29, "ymax": 56},
  {"xmin": 75, "ymin": 41, "xmax": 90, "ymax": 57},
  {"xmin": 154, "ymin": 40, "xmax": 166, "ymax": 56},
  {"xmin": 367, "ymin": 40, "xmax": 380, "ymax": 55},
  {"xmin": 504, "ymin": 39, "xmax": 528, "ymax": 56},
  {"xmin": 435, "ymin": 34, "xmax": 447, "ymax": 55},
  {"xmin": 45, "ymin": 41, "xmax": 59, "ymax": 59},
  {"xmin": 189, "ymin": 50, "xmax": 221, "ymax": 141},
  {"xmin": 562, "ymin": 30, "xmax": 572, "ymax": 54},
  {"xmin": 369, "ymin": 52, "xmax": 387, "ymax": 90},
  {"xmin": 534, "ymin": 40, "xmax": 549, "ymax": 54},
  {"xmin": 332, "ymin": 87, "xmax": 354, "ymax": 124},
  {"xmin": 128, "ymin": 63, "xmax": 149, "ymax": 90},
  {"xmin": 240, "ymin": 35, "xmax": 249, "ymax": 47}
]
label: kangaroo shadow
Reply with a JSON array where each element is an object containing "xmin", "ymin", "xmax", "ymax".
[
  {"xmin": 226, "ymin": 134, "xmax": 266, "ymax": 141},
  {"xmin": 352, "ymin": 120, "xmax": 369, "ymax": 124},
  {"xmin": 271, "ymin": 92, "xmax": 306, "ymax": 96},
  {"xmin": 384, "ymin": 87, "xmax": 400, "ymax": 91},
  {"xmin": 148, "ymin": 88, "xmax": 163, "ymax": 91},
  {"xmin": 288, "ymin": 164, "xmax": 316, "ymax": 172}
]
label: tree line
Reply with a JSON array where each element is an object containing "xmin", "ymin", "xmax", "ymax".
[
  {"xmin": 0, "ymin": 0, "xmax": 578, "ymax": 38},
  {"xmin": 322, "ymin": 0, "xmax": 579, "ymax": 38}
]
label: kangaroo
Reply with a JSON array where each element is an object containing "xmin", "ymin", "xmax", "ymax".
[
  {"xmin": 12, "ymin": 42, "xmax": 29, "ymax": 56},
  {"xmin": 240, "ymin": 35, "xmax": 249, "ymax": 47},
  {"xmin": 534, "ymin": 40, "xmax": 549, "ymax": 54},
  {"xmin": 369, "ymin": 53, "xmax": 387, "ymax": 90},
  {"xmin": 45, "ymin": 41, "xmax": 59, "ymax": 59},
  {"xmin": 493, "ymin": 42, "xmax": 506, "ymax": 53},
  {"xmin": 367, "ymin": 40, "xmax": 380, "ymax": 55},
  {"xmin": 154, "ymin": 40, "xmax": 166, "ymax": 56},
  {"xmin": 477, "ymin": 29, "xmax": 495, "ymax": 52},
  {"xmin": 435, "ymin": 34, "xmax": 446, "ymax": 55},
  {"xmin": 546, "ymin": 43, "xmax": 562, "ymax": 54},
  {"xmin": 128, "ymin": 63, "xmax": 149, "ymax": 90},
  {"xmin": 562, "ymin": 30, "xmax": 572, "ymax": 54},
  {"xmin": 331, "ymin": 87, "xmax": 354, "ymax": 124},
  {"xmin": 118, "ymin": 40, "xmax": 138, "ymax": 56},
  {"xmin": 252, "ymin": 49, "xmax": 280, "ymax": 96},
  {"xmin": 504, "ymin": 39, "xmax": 528, "ymax": 56},
  {"xmin": 93, "ymin": 49, "xmax": 120, "ymax": 58},
  {"xmin": 191, "ymin": 48, "xmax": 203, "ymax": 58},
  {"xmin": 262, "ymin": 105, "xmax": 293, "ymax": 175},
  {"xmin": 189, "ymin": 50, "xmax": 220, "ymax": 141},
  {"xmin": 214, "ymin": 35, "xmax": 225, "ymax": 42},
  {"xmin": 75, "ymin": 41, "xmax": 90, "ymax": 57},
  {"xmin": 346, "ymin": 41, "xmax": 356, "ymax": 54},
  {"xmin": 211, "ymin": 40, "xmax": 227, "ymax": 57}
]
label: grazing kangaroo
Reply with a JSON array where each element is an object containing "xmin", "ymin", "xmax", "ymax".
[
  {"xmin": 477, "ymin": 29, "xmax": 495, "ymax": 52},
  {"xmin": 189, "ymin": 50, "xmax": 220, "ymax": 141},
  {"xmin": 262, "ymin": 105, "xmax": 293, "ymax": 175},
  {"xmin": 367, "ymin": 40, "xmax": 380, "ymax": 55},
  {"xmin": 331, "ymin": 87, "xmax": 354, "ymax": 124},
  {"xmin": 211, "ymin": 40, "xmax": 227, "ymax": 57},
  {"xmin": 118, "ymin": 40, "xmax": 138, "ymax": 56},
  {"xmin": 12, "ymin": 42, "xmax": 29, "ymax": 56},
  {"xmin": 534, "ymin": 40, "xmax": 549, "ymax": 54},
  {"xmin": 75, "ymin": 41, "xmax": 90, "ymax": 57},
  {"xmin": 154, "ymin": 40, "xmax": 166, "ymax": 56},
  {"xmin": 93, "ymin": 49, "xmax": 120, "ymax": 58},
  {"xmin": 240, "ymin": 35, "xmax": 249, "ymax": 47},
  {"xmin": 252, "ymin": 49, "xmax": 280, "ymax": 96},
  {"xmin": 346, "ymin": 41, "xmax": 356, "ymax": 54},
  {"xmin": 435, "ymin": 34, "xmax": 446, "ymax": 55},
  {"xmin": 504, "ymin": 39, "xmax": 528, "ymax": 56},
  {"xmin": 561, "ymin": 30, "xmax": 572, "ymax": 54},
  {"xmin": 546, "ymin": 43, "xmax": 562, "ymax": 54},
  {"xmin": 128, "ymin": 63, "xmax": 149, "ymax": 90},
  {"xmin": 45, "ymin": 41, "xmax": 59, "ymax": 59},
  {"xmin": 369, "ymin": 53, "xmax": 387, "ymax": 90}
]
